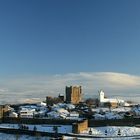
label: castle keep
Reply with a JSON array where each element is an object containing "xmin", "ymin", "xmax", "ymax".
[{"xmin": 66, "ymin": 86, "xmax": 82, "ymax": 104}]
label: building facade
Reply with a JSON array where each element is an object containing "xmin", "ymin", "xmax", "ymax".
[
  {"xmin": 65, "ymin": 86, "xmax": 82, "ymax": 104},
  {"xmin": 99, "ymin": 90, "xmax": 125, "ymax": 108},
  {"xmin": 0, "ymin": 105, "xmax": 12, "ymax": 120}
]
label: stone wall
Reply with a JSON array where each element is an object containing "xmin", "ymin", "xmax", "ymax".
[
  {"xmin": 72, "ymin": 119, "xmax": 88, "ymax": 134},
  {"xmin": 66, "ymin": 86, "xmax": 82, "ymax": 104}
]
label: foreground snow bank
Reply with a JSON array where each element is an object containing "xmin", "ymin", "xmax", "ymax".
[
  {"xmin": 0, "ymin": 124, "xmax": 140, "ymax": 140},
  {"xmin": 0, "ymin": 133, "xmax": 50, "ymax": 140},
  {"xmin": 82, "ymin": 126, "xmax": 140, "ymax": 136}
]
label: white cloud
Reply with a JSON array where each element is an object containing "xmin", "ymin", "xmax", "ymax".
[
  {"xmin": 0, "ymin": 88, "xmax": 8, "ymax": 92},
  {"xmin": 0, "ymin": 72, "xmax": 140, "ymax": 104}
]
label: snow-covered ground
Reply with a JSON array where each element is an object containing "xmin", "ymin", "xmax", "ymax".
[
  {"xmin": 0, "ymin": 124, "xmax": 72, "ymax": 133},
  {"xmin": 0, "ymin": 124, "xmax": 140, "ymax": 139},
  {"xmin": 92, "ymin": 107, "xmax": 132, "ymax": 113},
  {"xmin": 64, "ymin": 126, "xmax": 140, "ymax": 140},
  {"xmin": 82, "ymin": 126, "xmax": 140, "ymax": 136},
  {"xmin": 0, "ymin": 133, "xmax": 50, "ymax": 140},
  {"xmin": 63, "ymin": 136, "xmax": 140, "ymax": 140}
]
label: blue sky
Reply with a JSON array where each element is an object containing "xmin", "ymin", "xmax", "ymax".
[
  {"xmin": 0, "ymin": 0, "xmax": 140, "ymax": 103},
  {"xmin": 0, "ymin": 0, "xmax": 140, "ymax": 75}
]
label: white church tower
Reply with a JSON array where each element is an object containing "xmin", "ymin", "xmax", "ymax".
[{"xmin": 99, "ymin": 90, "xmax": 105, "ymax": 102}]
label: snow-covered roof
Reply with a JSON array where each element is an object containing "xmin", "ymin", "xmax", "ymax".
[
  {"xmin": 101, "ymin": 98, "xmax": 124, "ymax": 103},
  {"xmin": 59, "ymin": 93, "xmax": 64, "ymax": 96},
  {"xmin": 93, "ymin": 112, "xmax": 123, "ymax": 120},
  {"xmin": 40, "ymin": 102, "xmax": 46, "ymax": 106},
  {"xmin": 19, "ymin": 105, "xmax": 37, "ymax": 110},
  {"xmin": 69, "ymin": 111, "xmax": 79, "ymax": 117},
  {"xmin": 20, "ymin": 108, "xmax": 35, "ymax": 112}
]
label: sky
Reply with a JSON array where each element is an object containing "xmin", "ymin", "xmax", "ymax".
[{"xmin": 0, "ymin": 0, "xmax": 140, "ymax": 103}]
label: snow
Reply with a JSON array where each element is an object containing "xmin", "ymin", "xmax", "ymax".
[
  {"xmin": 93, "ymin": 113, "xmax": 105, "ymax": 120},
  {"xmin": 47, "ymin": 111, "xmax": 60, "ymax": 118},
  {"xmin": 91, "ymin": 106, "xmax": 134, "ymax": 120},
  {"xmin": 132, "ymin": 105, "xmax": 140, "ymax": 116},
  {"xmin": 1, "ymin": 124, "xmax": 140, "ymax": 136},
  {"xmin": 47, "ymin": 108, "xmax": 72, "ymax": 119},
  {"xmin": 124, "ymin": 102, "xmax": 130, "ymax": 107},
  {"xmin": 19, "ymin": 105, "xmax": 37, "ymax": 110},
  {"xmin": 9, "ymin": 112, "xmax": 18, "ymax": 118},
  {"xmin": 66, "ymin": 104, "xmax": 75, "ymax": 110},
  {"xmin": 76, "ymin": 126, "xmax": 140, "ymax": 140},
  {"xmin": 0, "ymin": 124, "xmax": 140, "ymax": 140},
  {"xmin": 69, "ymin": 111, "xmax": 79, "ymax": 117},
  {"xmin": 39, "ymin": 102, "xmax": 46, "ymax": 106},
  {"xmin": 0, "ymin": 124, "xmax": 72, "ymax": 134},
  {"xmin": 52, "ymin": 103, "xmax": 75, "ymax": 110},
  {"xmin": 0, "ymin": 133, "xmax": 50, "ymax": 140},
  {"xmin": 47, "ymin": 103, "xmax": 78, "ymax": 119},
  {"xmin": 111, "ymin": 107, "xmax": 131, "ymax": 112},
  {"xmin": 93, "ymin": 111, "xmax": 123, "ymax": 120},
  {"xmin": 81, "ymin": 126, "xmax": 140, "ymax": 137},
  {"xmin": 104, "ymin": 112, "xmax": 123, "ymax": 120},
  {"xmin": 99, "ymin": 90, "xmax": 125, "ymax": 106},
  {"xmin": 92, "ymin": 108, "xmax": 110, "ymax": 113},
  {"xmin": 92, "ymin": 107, "xmax": 131, "ymax": 114}
]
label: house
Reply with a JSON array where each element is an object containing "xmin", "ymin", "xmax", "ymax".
[
  {"xmin": 9, "ymin": 112, "xmax": 18, "ymax": 118},
  {"xmin": 19, "ymin": 108, "xmax": 35, "ymax": 118},
  {"xmin": 0, "ymin": 105, "xmax": 14, "ymax": 119}
]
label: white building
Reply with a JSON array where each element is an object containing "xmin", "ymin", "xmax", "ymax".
[
  {"xmin": 99, "ymin": 90, "xmax": 125, "ymax": 107},
  {"xmin": 19, "ymin": 108, "xmax": 35, "ymax": 118},
  {"xmin": 9, "ymin": 112, "xmax": 18, "ymax": 118}
]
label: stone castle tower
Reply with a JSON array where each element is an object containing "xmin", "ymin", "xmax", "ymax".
[{"xmin": 65, "ymin": 86, "xmax": 82, "ymax": 104}]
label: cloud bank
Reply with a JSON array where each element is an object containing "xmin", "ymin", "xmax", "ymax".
[{"xmin": 0, "ymin": 72, "xmax": 140, "ymax": 104}]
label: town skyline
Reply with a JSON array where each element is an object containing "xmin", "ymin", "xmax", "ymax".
[{"xmin": 0, "ymin": 71, "xmax": 140, "ymax": 104}]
